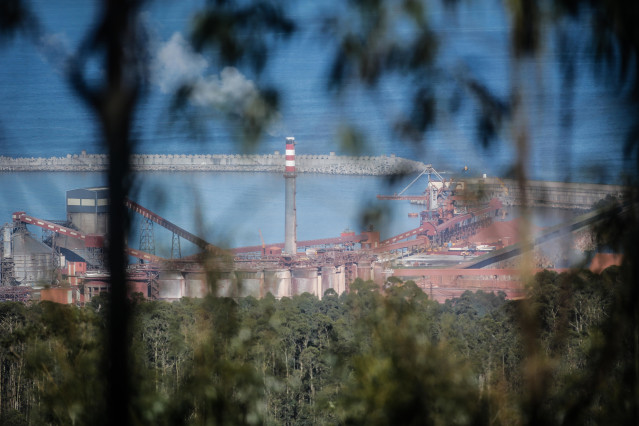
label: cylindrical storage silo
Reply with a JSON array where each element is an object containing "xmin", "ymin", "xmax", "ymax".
[
  {"xmin": 276, "ymin": 269, "xmax": 291, "ymax": 298},
  {"xmin": 357, "ymin": 263, "xmax": 373, "ymax": 282},
  {"xmin": 321, "ymin": 266, "xmax": 338, "ymax": 296},
  {"xmin": 263, "ymin": 269, "xmax": 288, "ymax": 298},
  {"xmin": 335, "ymin": 266, "xmax": 346, "ymax": 295},
  {"xmin": 157, "ymin": 271, "xmax": 184, "ymax": 301},
  {"xmin": 291, "ymin": 267, "xmax": 319, "ymax": 296},
  {"xmin": 215, "ymin": 271, "xmax": 234, "ymax": 297},
  {"xmin": 235, "ymin": 270, "xmax": 263, "ymax": 298},
  {"xmin": 184, "ymin": 272, "xmax": 207, "ymax": 298}
]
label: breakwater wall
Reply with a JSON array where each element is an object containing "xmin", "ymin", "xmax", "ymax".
[
  {"xmin": 0, "ymin": 152, "xmax": 426, "ymax": 175},
  {"xmin": 465, "ymin": 177, "xmax": 627, "ymax": 209}
]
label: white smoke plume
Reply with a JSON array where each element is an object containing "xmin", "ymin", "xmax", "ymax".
[
  {"xmin": 154, "ymin": 32, "xmax": 207, "ymax": 94},
  {"xmin": 154, "ymin": 32, "xmax": 259, "ymax": 113},
  {"xmin": 191, "ymin": 67, "xmax": 259, "ymax": 111}
]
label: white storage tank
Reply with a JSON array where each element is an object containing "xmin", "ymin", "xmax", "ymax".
[
  {"xmin": 183, "ymin": 272, "xmax": 208, "ymax": 298},
  {"xmin": 291, "ymin": 267, "xmax": 319, "ymax": 296},
  {"xmin": 157, "ymin": 271, "xmax": 185, "ymax": 301},
  {"xmin": 235, "ymin": 270, "xmax": 263, "ymax": 298}
]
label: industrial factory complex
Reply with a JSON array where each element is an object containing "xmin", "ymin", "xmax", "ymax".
[{"xmin": 0, "ymin": 139, "xmax": 627, "ymax": 305}]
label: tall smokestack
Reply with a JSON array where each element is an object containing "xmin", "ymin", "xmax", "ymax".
[{"xmin": 284, "ymin": 137, "xmax": 297, "ymax": 254}]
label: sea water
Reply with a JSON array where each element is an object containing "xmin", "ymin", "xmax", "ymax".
[
  {"xmin": 0, "ymin": 0, "xmax": 633, "ymax": 181},
  {"xmin": 0, "ymin": 0, "xmax": 633, "ymax": 257},
  {"xmin": 0, "ymin": 171, "xmax": 427, "ymax": 257}
]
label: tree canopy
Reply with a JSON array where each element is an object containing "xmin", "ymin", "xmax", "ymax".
[{"xmin": 1, "ymin": 0, "xmax": 639, "ymax": 425}]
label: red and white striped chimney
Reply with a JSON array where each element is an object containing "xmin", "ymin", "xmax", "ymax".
[
  {"xmin": 284, "ymin": 137, "xmax": 297, "ymax": 254},
  {"xmin": 285, "ymin": 137, "xmax": 296, "ymax": 175}
]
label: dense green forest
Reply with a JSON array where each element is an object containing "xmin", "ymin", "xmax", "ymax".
[{"xmin": 0, "ymin": 267, "xmax": 630, "ymax": 425}]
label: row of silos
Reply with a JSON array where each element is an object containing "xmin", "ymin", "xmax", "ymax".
[
  {"xmin": 155, "ymin": 264, "xmax": 371, "ymax": 301},
  {"xmin": 156, "ymin": 271, "xmax": 209, "ymax": 302}
]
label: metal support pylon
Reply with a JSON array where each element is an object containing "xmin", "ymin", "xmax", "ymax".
[
  {"xmin": 1, "ymin": 257, "xmax": 15, "ymax": 287},
  {"xmin": 87, "ymin": 247, "xmax": 104, "ymax": 270},
  {"xmin": 1, "ymin": 224, "xmax": 15, "ymax": 286},
  {"xmin": 42, "ymin": 229, "xmax": 61, "ymax": 269},
  {"xmin": 139, "ymin": 217, "xmax": 155, "ymax": 255},
  {"xmin": 171, "ymin": 233, "xmax": 181, "ymax": 259}
]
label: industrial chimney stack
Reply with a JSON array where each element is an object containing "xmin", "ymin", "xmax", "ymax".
[{"xmin": 284, "ymin": 137, "xmax": 297, "ymax": 254}]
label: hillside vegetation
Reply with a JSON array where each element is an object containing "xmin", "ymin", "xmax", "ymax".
[{"xmin": 0, "ymin": 268, "xmax": 630, "ymax": 425}]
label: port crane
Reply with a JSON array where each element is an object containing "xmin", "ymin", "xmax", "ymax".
[
  {"xmin": 375, "ymin": 165, "xmax": 502, "ymax": 251},
  {"xmin": 376, "ymin": 165, "xmax": 451, "ymax": 211}
]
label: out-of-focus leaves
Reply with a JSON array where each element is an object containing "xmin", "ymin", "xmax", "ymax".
[
  {"xmin": 338, "ymin": 124, "xmax": 367, "ymax": 155},
  {"xmin": 448, "ymin": 88, "xmax": 462, "ymax": 114},
  {"xmin": 554, "ymin": 0, "xmax": 639, "ymax": 101},
  {"xmin": 510, "ymin": 0, "xmax": 541, "ymax": 57},
  {"xmin": 169, "ymin": 77, "xmax": 281, "ymax": 151},
  {"xmin": 462, "ymin": 76, "xmax": 510, "ymax": 148},
  {"xmin": 358, "ymin": 202, "xmax": 390, "ymax": 236},
  {"xmin": 237, "ymin": 86, "xmax": 280, "ymax": 151},
  {"xmin": 167, "ymin": 84, "xmax": 209, "ymax": 141},
  {"xmin": 409, "ymin": 29, "xmax": 438, "ymax": 69},
  {"xmin": 624, "ymin": 123, "xmax": 639, "ymax": 171},
  {"xmin": 191, "ymin": 1, "xmax": 294, "ymax": 74},
  {"xmin": 590, "ymin": 0, "xmax": 639, "ymax": 100},
  {"xmin": 327, "ymin": 0, "xmax": 437, "ymax": 92},
  {"xmin": 324, "ymin": 1, "xmax": 449, "ymax": 151},
  {"xmin": 171, "ymin": 2, "xmax": 293, "ymax": 149},
  {"xmin": 476, "ymin": 113, "xmax": 498, "ymax": 148},
  {"xmin": 0, "ymin": 0, "xmax": 36, "ymax": 40},
  {"xmin": 394, "ymin": 87, "xmax": 435, "ymax": 143},
  {"xmin": 64, "ymin": 3, "xmax": 150, "ymax": 426}
]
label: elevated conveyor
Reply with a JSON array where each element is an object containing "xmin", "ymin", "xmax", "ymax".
[
  {"xmin": 124, "ymin": 198, "xmax": 222, "ymax": 253},
  {"xmin": 377, "ymin": 198, "xmax": 502, "ymax": 249},
  {"xmin": 12, "ymin": 211, "xmax": 164, "ymax": 263},
  {"xmin": 464, "ymin": 207, "xmax": 619, "ymax": 269},
  {"xmin": 13, "ymin": 212, "xmax": 90, "ymax": 242}
]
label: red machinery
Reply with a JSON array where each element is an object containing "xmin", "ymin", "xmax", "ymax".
[
  {"xmin": 12, "ymin": 211, "xmax": 164, "ymax": 263},
  {"xmin": 375, "ymin": 166, "xmax": 503, "ymax": 251}
]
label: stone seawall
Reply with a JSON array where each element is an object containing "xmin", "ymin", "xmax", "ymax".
[
  {"xmin": 0, "ymin": 152, "xmax": 426, "ymax": 176},
  {"xmin": 465, "ymin": 177, "xmax": 627, "ymax": 209}
]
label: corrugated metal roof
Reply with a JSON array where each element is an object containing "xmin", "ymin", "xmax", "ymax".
[
  {"xmin": 56, "ymin": 235, "xmax": 86, "ymax": 250},
  {"xmin": 67, "ymin": 187, "xmax": 109, "ymax": 197},
  {"xmin": 59, "ymin": 247, "xmax": 86, "ymax": 263}
]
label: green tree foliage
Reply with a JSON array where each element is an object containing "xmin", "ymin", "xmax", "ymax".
[
  {"xmin": 0, "ymin": 271, "xmax": 633, "ymax": 425},
  {"xmin": 1, "ymin": 0, "xmax": 639, "ymax": 425},
  {"xmin": 0, "ymin": 301, "xmax": 106, "ymax": 425}
]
